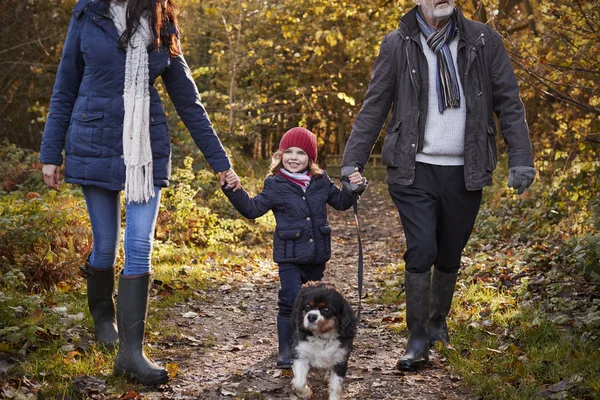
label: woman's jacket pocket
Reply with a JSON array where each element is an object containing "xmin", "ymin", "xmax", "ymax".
[
  {"xmin": 149, "ymin": 113, "xmax": 170, "ymax": 157},
  {"xmin": 67, "ymin": 112, "xmax": 104, "ymax": 157},
  {"xmin": 382, "ymin": 120, "xmax": 402, "ymax": 167}
]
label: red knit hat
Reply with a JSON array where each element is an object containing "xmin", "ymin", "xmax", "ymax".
[{"xmin": 279, "ymin": 127, "xmax": 318, "ymax": 162}]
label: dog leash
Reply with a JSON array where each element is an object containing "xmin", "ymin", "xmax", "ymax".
[
  {"xmin": 341, "ymin": 176, "xmax": 364, "ymax": 321},
  {"xmin": 352, "ymin": 197, "xmax": 364, "ymax": 321}
]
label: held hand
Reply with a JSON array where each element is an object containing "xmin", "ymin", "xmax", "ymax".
[
  {"xmin": 42, "ymin": 164, "xmax": 61, "ymax": 191},
  {"xmin": 341, "ymin": 166, "xmax": 368, "ymax": 194},
  {"xmin": 508, "ymin": 166, "xmax": 536, "ymax": 195},
  {"xmin": 222, "ymin": 168, "xmax": 241, "ymax": 192}
]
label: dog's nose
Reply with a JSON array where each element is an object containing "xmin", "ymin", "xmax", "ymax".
[{"xmin": 307, "ymin": 313, "xmax": 318, "ymax": 323}]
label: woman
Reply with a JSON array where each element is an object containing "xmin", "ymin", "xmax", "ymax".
[{"xmin": 40, "ymin": 0, "xmax": 239, "ymax": 385}]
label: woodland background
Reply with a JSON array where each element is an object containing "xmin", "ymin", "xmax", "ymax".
[{"xmin": 0, "ymin": 0, "xmax": 599, "ymax": 399}]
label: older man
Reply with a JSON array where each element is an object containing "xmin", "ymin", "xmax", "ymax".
[{"xmin": 341, "ymin": 0, "xmax": 535, "ymax": 371}]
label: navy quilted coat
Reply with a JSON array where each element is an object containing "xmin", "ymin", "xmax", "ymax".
[
  {"xmin": 40, "ymin": 0, "xmax": 231, "ymax": 190},
  {"xmin": 223, "ymin": 172, "xmax": 356, "ymax": 265}
]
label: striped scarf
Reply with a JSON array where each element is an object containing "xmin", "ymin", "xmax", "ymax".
[
  {"xmin": 416, "ymin": 9, "xmax": 460, "ymax": 113},
  {"xmin": 279, "ymin": 168, "xmax": 312, "ymax": 192}
]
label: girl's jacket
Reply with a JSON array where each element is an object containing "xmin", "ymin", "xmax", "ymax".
[
  {"xmin": 40, "ymin": 0, "xmax": 230, "ymax": 191},
  {"xmin": 223, "ymin": 172, "xmax": 356, "ymax": 265}
]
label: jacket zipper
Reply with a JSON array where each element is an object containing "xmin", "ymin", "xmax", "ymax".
[{"xmin": 405, "ymin": 39, "xmax": 420, "ymax": 152}]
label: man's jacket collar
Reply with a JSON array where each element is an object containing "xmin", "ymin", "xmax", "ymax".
[{"xmin": 398, "ymin": 6, "xmax": 485, "ymax": 46}]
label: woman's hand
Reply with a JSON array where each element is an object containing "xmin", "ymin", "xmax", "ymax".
[
  {"xmin": 219, "ymin": 168, "xmax": 241, "ymax": 191},
  {"xmin": 42, "ymin": 164, "xmax": 61, "ymax": 191}
]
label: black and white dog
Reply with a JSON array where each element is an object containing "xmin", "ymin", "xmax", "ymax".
[{"xmin": 290, "ymin": 282, "xmax": 357, "ymax": 400}]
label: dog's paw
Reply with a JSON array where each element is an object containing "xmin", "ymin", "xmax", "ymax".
[{"xmin": 292, "ymin": 384, "xmax": 313, "ymax": 399}]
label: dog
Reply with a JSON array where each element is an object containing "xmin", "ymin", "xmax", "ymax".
[{"xmin": 290, "ymin": 282, "xmax": 357, "ymax": 400}]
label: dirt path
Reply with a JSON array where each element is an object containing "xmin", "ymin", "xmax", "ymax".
[{"xmin": 146, "ymin": 185, "xmax": 473, "ymax": 399}]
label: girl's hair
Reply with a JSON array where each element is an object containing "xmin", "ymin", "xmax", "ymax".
[
  {"xmin": 108, "ymin": 0, "xmax": 181, "ymax": 57},
  {"xmin": 268, "ymin": 150, "xmax": 323, "ymax": 177}
]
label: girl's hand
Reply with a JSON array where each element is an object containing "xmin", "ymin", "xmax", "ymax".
[
  {"xmin": 42, "ymin": 164, "xmax": 61, "ymax": 191},
  {"xmin": 341, "ymin": 167, "xmax": 368, "ymax": 194},
  {"xmin": 220, "ymin": 168, "xmax": 241, "ymax": 191},
  {"xmin": 348, "ymin": 170, "xmax": 364, "ymax": 185}
]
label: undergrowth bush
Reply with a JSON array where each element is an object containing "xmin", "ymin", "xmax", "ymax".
[
  {"xmin": 0, "ymin": 143, "xmax": 91, "ymax": 292},
  {"xmin": 0, "ymin": 140, "xmax": 272, "ymax": 292},
  {"xmin": 156, "ymin": 155, "xmax": 272, "ymax": 246}
]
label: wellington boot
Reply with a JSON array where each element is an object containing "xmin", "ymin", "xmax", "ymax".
[
  {"xmin": 276, "ymin": 316, "xmax": 293, "ymax": 369},
  {"xmin": 397, "ymin": 270, "xmax": 431, "ymax": 371},
  {"xmin": 81, "ymin": 263, "xmax": 118, "ymax": 346},
  {"xmin": 114, "ymin": 273, "xmax": 169, "ymax": 386},
  {"xmin": 429, "ymin": 269, "xmax": 458, "ymax": 346}
]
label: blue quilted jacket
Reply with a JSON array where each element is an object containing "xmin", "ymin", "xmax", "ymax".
[
  {"xmin": 40, "ymin": 0, "xmax": 230, "ymax": 190},
  {"xmin": 223, "ymin": 172, "xmax": 356, "ymax": 265}
]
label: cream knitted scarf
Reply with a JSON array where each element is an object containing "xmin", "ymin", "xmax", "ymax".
[{"xmin": 109, "ymin": 1, "xmax": 154, "ymax": 203}]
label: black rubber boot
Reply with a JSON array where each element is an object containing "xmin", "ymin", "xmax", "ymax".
[
  {"xmin": 429, "ymin": 269, "xmax": 458, "ymax": 346},
  {"xmin": 397, "ymin": 270, "xmax": 431, "ymax": 372},
  {"xmin": 114, "ymin": 273, "xmax": 169, "ymax": 386},
  {"xmin": 81, "ymin": 262, "xmax": 118, "ymax": 346},
  {"xmin": 276, "ymin": 316, "xmax": 293, "ymax": 369}
]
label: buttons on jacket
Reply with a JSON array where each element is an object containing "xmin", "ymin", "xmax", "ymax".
[
  {"xmin": 81, "ymin": 114, "xmax": 87, "ymax": 120},
  {"xmin": 302, "ymin": 196, "xmax": 306, "ymax": 200},
  {"xmin": 309, "ymin": 239, "xmax": 313, "ymax": 243},
  {"xmin": 296, "ymin": 232, "xmax": 300, "ymax": 237},
  {"xmin": 306, "ymin": 217, "xmax": 310, "ymax": 221}
]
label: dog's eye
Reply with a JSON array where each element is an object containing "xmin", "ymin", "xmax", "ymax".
[
  {"xmin": 304, "ymin": 304, "xmax": 311, "ymax": 311},
  {"xmin": 322, "ymin": 307, "xmax": 330, "ymax": 314}
]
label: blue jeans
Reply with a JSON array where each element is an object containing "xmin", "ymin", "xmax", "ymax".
[{"xmin": 82, "ymin": 185, "xmax": 162, "ymax": 276}]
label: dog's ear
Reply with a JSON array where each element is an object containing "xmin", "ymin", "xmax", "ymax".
[
  {"xmin": 339, "ymin": 300, "xmax": 357, "ymax": 339},
  {"xmin": 291, "ymin": 289, "xmax": 306, "ymax": 330}
]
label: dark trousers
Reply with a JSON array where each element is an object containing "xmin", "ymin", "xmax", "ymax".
[
  {"xmin": 388, "ymin": 163, "xmax": 482, "ymax": 274},
  {"xmin": 278, "ymin": 263, "xmax": 325, "ymax": 318}
]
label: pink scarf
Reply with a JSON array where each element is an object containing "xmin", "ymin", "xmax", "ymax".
[{"xmin": 279, "ymin": 168, "xmax": 311, "ymax": 192}]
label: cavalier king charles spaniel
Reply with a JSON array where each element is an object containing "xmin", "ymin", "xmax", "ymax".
[{"xmin": 290, "ymin": 282, "xmax": 357, "ymax": 400}]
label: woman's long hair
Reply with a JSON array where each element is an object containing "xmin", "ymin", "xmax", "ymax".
[{"xmin": 108, "ymin": 0, "xmax": 181, "ymax": 56}]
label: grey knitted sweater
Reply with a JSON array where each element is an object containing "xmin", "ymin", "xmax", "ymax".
[{"xmin": 415, "ymin": 34, "xmax": 467, "ymax": 166}]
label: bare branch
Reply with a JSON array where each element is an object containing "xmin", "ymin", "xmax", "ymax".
[{"xmin": 0, "ymin": 33, "xmax": 61, "ymax": 56}]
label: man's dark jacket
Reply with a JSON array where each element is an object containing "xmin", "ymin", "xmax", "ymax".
[
  {"xmin": 223, "ymin": 172, "xmax": 354, "ymax": 265},
  {"xmin": 342, "ymin": 7, "xmax": 534, "ymax": 191}
]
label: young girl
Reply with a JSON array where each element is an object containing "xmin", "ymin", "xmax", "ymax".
[{"xmin": 222, "ymin": 127, "xmax": 366, "ymax": 368}]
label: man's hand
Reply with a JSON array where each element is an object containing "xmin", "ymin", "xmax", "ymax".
[
  {"xmin": 42, "ymin": 164, "xmax": 61, "ymax": 191},
  {"xmin": 341, "ymin": 166, "xmax": 367, "ymax": 194},
  {"xmin": 508, "ymin": 166, "xmax": 536, "ymax": 194},
  {"xmin": 219, "ymin": 168, "xmax": 241, "ymax": 191}
]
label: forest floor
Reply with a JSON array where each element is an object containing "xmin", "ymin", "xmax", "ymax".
[{"xmin": 139, "ymin": 186, "xmax": 475, "ymax": 400}]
